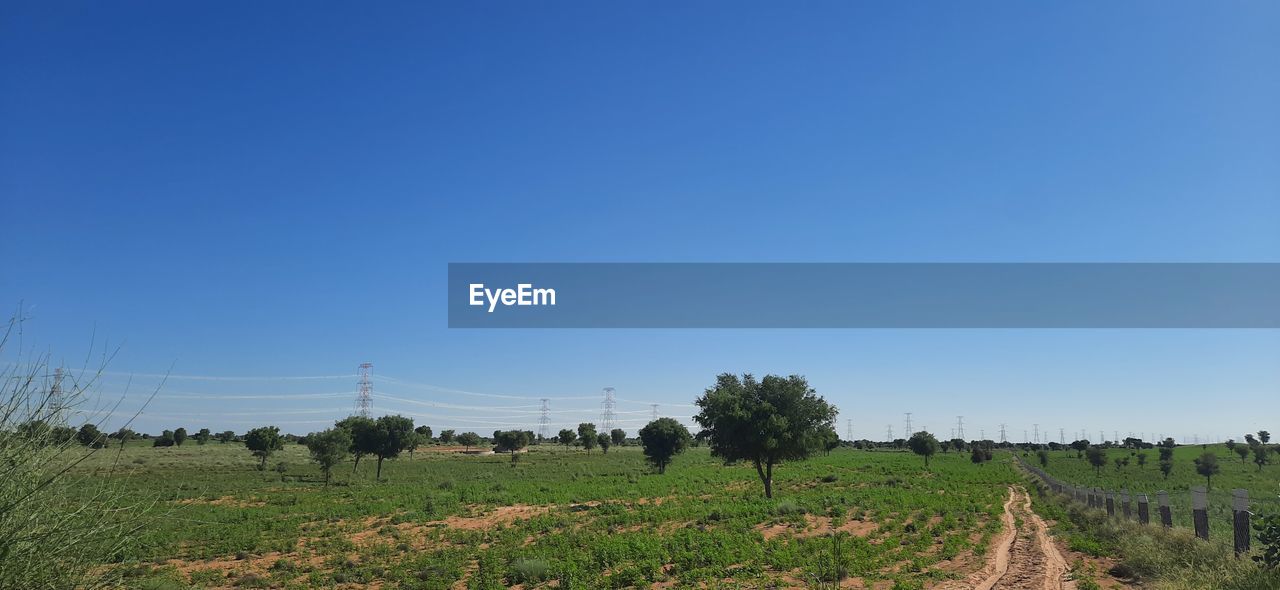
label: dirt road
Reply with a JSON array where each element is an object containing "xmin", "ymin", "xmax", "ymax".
[{"xmin": 939, "ymin": 486, "xmax": 1073, "ymax": 590}]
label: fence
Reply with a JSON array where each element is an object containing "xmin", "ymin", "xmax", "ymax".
[{"xmin": 1013, "ymin": 455, "xmax": 1269, "ymax": 556}]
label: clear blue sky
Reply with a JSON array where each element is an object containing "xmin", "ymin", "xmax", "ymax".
[{"xmin": 3, "ymin": 2, "xmax": 1278, "ymax": 440}]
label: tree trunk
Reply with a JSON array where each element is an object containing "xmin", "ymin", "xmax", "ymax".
[
  {"xmin": 376, "ymin": 456, "xmax": 384, "ymax": 481},
  {"xmin": 353, "ymin": 454, "xmax": 362, "ymax": 473}
]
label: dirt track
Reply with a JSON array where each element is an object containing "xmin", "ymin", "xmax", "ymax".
[{"xmin": 940, "ymin": 486, "xmax": 1073, "ymax": 590}]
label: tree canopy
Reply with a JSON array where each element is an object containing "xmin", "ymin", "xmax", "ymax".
[
  {"xmin": 693, "ymin": 373, "xmax": 837, "ymax": 498},
  {"xmin": 305, "ymin": 427, "xmax": 351, "ymax": 485},
  {"xmin": 907, "ymin": 431, "xmax": 940, "ymax": 466},
  {"xmin": 638, "ymin": 418, "xmax": 692, "ymax": 474},
  {"xmin": 244, "ymin": 426, "xmax": 284, "ymax": 469}
]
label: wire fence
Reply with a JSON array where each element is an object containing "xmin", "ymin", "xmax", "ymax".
[{"xmin": 1013, "ymin": 454, "xmax": 1275, "ymax": 554}]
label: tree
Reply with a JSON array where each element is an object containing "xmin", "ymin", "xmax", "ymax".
[
  {"xmin": 578, "ymin": 423, "xmax": 598, "ymax": 454},
  {"xmin": 415, "ymin": 425, "xmax": 433, "ymax": 442},
  {"xmin": 1261, "ymin": 430, "xmax": 1272, "ymax": 444},
  {"xmin": 439, "ymin": 429, "xmax": 456, "ymax": 444},
  {"xmin": 1159, "ymin": 459, "xmax": 1173, "ymax": 479},
  {"xmin": 940, "ymin": 440, "xmax": 952, "ymax": 453},
  {"xmin": 949, "ymin": 438, "xmax": 966, "ymax": 453},
  {"xmin": 1136, "ymin": 452, "xmax": 1147, "ymax": 469},
  {"xmin": 1070, "ymin": 439, "xmax": 1090, "ymax": 459},
  {"xmin": 1194, "ymin": 452, "xmax": 1220, "ymax": 489},
  {"xmin": 638, "ymin": 418, "xmax": 692, "ymax": 474},
  {"xmin": 370, "ymin": 415, "xmax": 415, "ymax": 480},
  {"xmin": 1226, "ymin": 439, "xmax": 1237, "ymax": 454},
  {"xmin": 113, "ymin": 427, "xmax": 135, "ymax": 449},
  {"xmin": 493, "ymin": 430, "xmax": 530, "ymax": 462},
  {"xmin": 1086, "ymin": 446, "xmax": 1107, "ymax": 475},
  {"xmin": 457, "ymin": 431, "xmax": 481, "ymax": 452},
  {"xmin": 694, "ymin": 373, "xmax": 838, "ymax": 498},
  {"xmin": 217, "ymin": 430, "xmax": 236, "ymax": 443},
  {"xmin": 75, "ymin": 424, "xmax": 104, "ymax": 448},
  {"xmin": 153, "ymin": 429, "xmax": 176, "ymax": 447},
  {"xmin": 173, "ymin": 427, "xmax": 187, "ymax": 446},
  {"xmin": 557, "ymin": 428, "xmax": 576, "ymax": 449},
  {"xmin": 1254, "ymin": 445, "xmax": 1270, "ymax": 471},
  {"xmin": 305, "ymin": 428, "xmax": 351, "ymax": 485},
  {"xmin": 819, "ymin": 426, "xmax": 841, "ymax": 456},
  {"xmin": 1236, "ymin": 445, "xmax": 1250, "ymax": 463},
  {"xmin": 1158, "ymin": 438, "xmax": 1175, "ymax": 462},
  {"xmin": 970, "ymin": 444, "xmax": 991, "ymax": 466},
  {"xmin": 194, "ymin": 428, "xmax": 211, "ymax": 445},
  {"xmin": 596, "ymin": 432, "xmax": 611, "ymax": 454},
  {"xmin": 1037, "ymin": 449, "xmax": 1049, "ymax": 468},
  {"xmin": 244, "ymin": 426, "xmax": 284, "ymax": 470},
  {"xmin": 610, "ymin": 428, "xmax": 626, "ymax": 446},
  {"xmin": 336, "ymin": 416, "xmax": 377, "ymax": 473},
  {"xmin": 907, "ymin": 431, "xmax": 940, "ymax": 467}
]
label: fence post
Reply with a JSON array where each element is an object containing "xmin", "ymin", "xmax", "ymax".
[
  {"xmin": 1158, "ymin": 491, "xmax": 1172, "ymax": 528},
  {"xmin": 1138, "ymin": 493, "xmax": 1149, "ymax": 525},
  {"xmin": 1121, "ymin": 489, "xmax": 1132, "ymax": 520},
  {"xmin": 1233, "ymin": 489, "xmax": 1250, "ymax": 556},
  {"xmin": 1105, "ymin": 491, "xmax": 1115, "ymax": 516},
  {"xmin": 1192, "ymin": 486, "xmax": 1209, "ymax": 540}
]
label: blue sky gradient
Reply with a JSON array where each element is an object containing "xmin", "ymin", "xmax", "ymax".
[{"xmin": 2, "ymin": 2, "xmax": 1278, "ymax": 440}]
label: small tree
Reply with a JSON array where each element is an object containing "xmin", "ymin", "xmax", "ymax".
[
  {"xmin": 113, "ymin": 427, "xmax": 134, "ymax": 449},
  {"xmin": 1159, "ymin": 459, "xmax": 1173, "ymax": 479},
  {"xmin": 1236, "ymin": 445, "xmax": 1250, "ymax": 463},
  {"xmin": 75, "ymin": 424, "xmax": 104, "ymax": 448},
  {"xmin": 1226, "ymin": 439, "xmax": 1237, "ymax": 454},
  {"xmin": 1260, "ymin": 430, "xmax": 1272, "ymax": 444},
  {"xmin": 153, "ymin": 430, "xmax": 176, "ymax": 447},
  {"xmin": 1071, "ymin": 439, "xmax": 1090, "ymax": 459},
  {"xmin": 336, "ymin": 416, "xmax": 377, "ymax": 473},
  {"xmin": 820, "ymin": 426, "xmax": 840, "ymax": 456},
  {"xmin": 1254, "ymin": 445, "xmax": 1270, "ymax": 471},
  {"xmin": 694, "ymin": 373, "xmax": 837, "ymax": 498},
  {"xmin": 1037, "ymin": 449, "xmax": 1049, "ymax": 468},
  {"xmin": 244, "ymin": 426, "xmax": 284, "ymax": 470},
  {"xmin": 415, "ymin": 425, "xmax": 433, "ymax": 442},
  {"xmin": 173, "ymin": 427, "xmax": 187, "ymax": 446},
  {"xmin": 493, "ymin": 430, "xmax": 530, "ymax": 462},
  {"xmin": 578, "ymin": 423, "xmax": 598, "ymax": 454},
  {"xmin": 1086, "ymin": 446, "xmax": 1107, "ymax": 475},
  {"xmin": 217, "ymin": 430, "xmax": 236, "ymax": 443},
  {"xmin": 610, "ymin": 428, "xmax": 626, "ymax": 447},
  {"xmin": 1136, "ymin": 452, "xmax": 1147, "ymax": 469},
  {"xmin": 907, "ymin": 431, "xmax": 940, "ymax": 467},
  {"xmin": 439, "ymin": 429, "xmax": 456, "ymax": 444},
  {"xmin": 194, "ymin": 428, "xmax": 211, "ymax": 445},
  {"xmin": 1194, "ymin": 452, "xmax": 1220, "ymax": 489},
  {"xmin": 970, "ymin": 444, "xmax": 990, "ymax": 466},
  {"xmin": 557, "ymin": 429, "xmax": 576, "ymax": 449},
  {"xmin": 596, "ymin": 432, "xmax": 611, "ymax": 454},
  {"xmin": 638, "ymin": 418, "xmax": 691, "ymax": 474},
  {"xmin": 305, "ymin": 427, "xmax": 351, "ymax": 485},
  {"xmin": 457, "ymin": 431, "xmax": 481, "ymax": 452},
  {"xmin": 371, "ymin": 415, "xmax": 415, "ymax": 480}
]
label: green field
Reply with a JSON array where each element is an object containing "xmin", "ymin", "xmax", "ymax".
[
  {"xmin": 1030, "ymin": 444, "xmax": 1280, "ymax": 538},
  {"xmin": 75, "ymin": 442, "xmax": 1017, "ymax": 590}
]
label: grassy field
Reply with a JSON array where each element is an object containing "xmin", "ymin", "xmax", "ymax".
[
  {"xmin": 1029, "ymin": 444, "xmax": 1280, "ymax": 539},
  {"xmin": 73, "ymin": 442, "xmax": 1018, "ymax": 590}
]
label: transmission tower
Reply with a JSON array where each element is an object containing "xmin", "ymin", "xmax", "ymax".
[
  {"xmin": 980, "ymin": 429, "xmax": 985, "ymax": 440},
  {"xmin": 999, "ymin": 423, "xmax": 1007, "ymax": 443},
  {"xmin": 846, "ymin": 419, "xmax": 853, "ymax": 441},
  {"xmin": 651, "ymin": 403, "xmax": 659, "ymax": 421},
  {"xmin": 1033, "ymin": 424, "xmax": 1039, "ymax": 444},
  {"xmin": 955, "ymin": 416, "xmax": 964, "ymax": 439},
  {"xmin": 356, "ymin": 362, "xmax": 373, "ymax": 417},
  {"xmin": 538, "ymin": 399, "xmax": 550, "ymax": 440},
  {"xmin": 50, "ymin": 367, "xmax": 64, "ymax": 412},
  {"xmin": 886, "ymin": 424, "xmax": 893, "ymax": 441},
  {"xmin": 600, "ymin": 387, "xmax": 616, "ymax": 432},
  {"xmin": 1059, "ymin": 428, "xmax": 1065, "ymax": 445},
  {"xmin": 904, "ymin": 412, "xmax": 913, "ymax": 436}
]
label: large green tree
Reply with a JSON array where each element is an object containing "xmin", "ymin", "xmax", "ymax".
[
  {"xmin": 456, "ymin": 431, "xmax": 481, "ymax": 452},
  {"xmin": 638, "ymin": 418, "xmax": 692, "ymax": 474},
  {"xmin": 907, "ymin": 431, "xmax": 940, "ymax": 467},
  {"xmin": 494, "ymin": 430, "xmax": 530, "ymax": 462},
  {"xmin": 305, "ymin": 427, "xmax": 351, "ymax": 485},
  {"xmin": 693, "ymin": 373, "xmax": 837, "ymax": 498},
  {"xmin": 371, "ymin": 415, "xmax": 415, "ymax": 480},
  {"xmin": 578, "ymin": 423, "xmax": 598, "ymax": 454},
  {"xmin": 244, "ymin": 426, "xmax": 284, "ymax": 470},
  {"xmin": 557, "ymin": 429, "xmax": 576, "ymax": 449}
]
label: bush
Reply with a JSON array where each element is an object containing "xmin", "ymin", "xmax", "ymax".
[
  {"xmin": 507, "ymin": 558, "xmax": 552, "ymax": 584},
  {"xmin": 776, "ymin": 499, "xmax": 806, "ymax": 515}
]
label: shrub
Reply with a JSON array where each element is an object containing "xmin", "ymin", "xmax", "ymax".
[{"xmin": 508, "ymin": 558, "xmax": 552, "ymax": 584}]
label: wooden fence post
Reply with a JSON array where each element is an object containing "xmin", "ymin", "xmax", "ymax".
[
  {"xmin": 1192, "ymin": 486, "xmax": 1209, "ymax": 540},
  {"xmin": 1121, "ymin": 489, "xmax": 1132, "ymax": 520},
  {"xmin": 1233, "ymin": 489, "xmax": 1250, "ymax": 556},
  {"xmin": 1137, "ymin": 493, "xmax": 1149, "ymax": 525},
  {"xmin": 1105, "ymin": 491, "xmax": 1115, "ymax": 516},
  {"xmin": 1158, "ymin": 491, "xmax": 1172, "ymax": 528}
]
